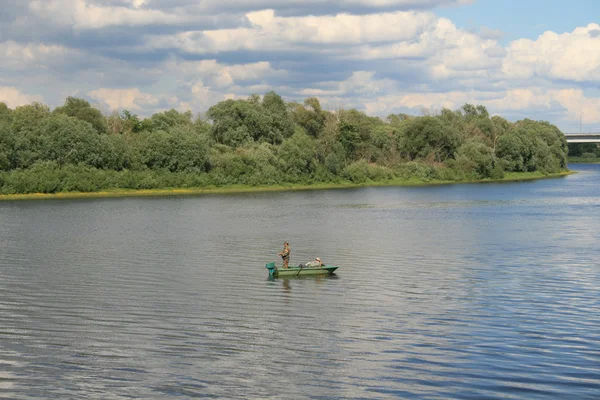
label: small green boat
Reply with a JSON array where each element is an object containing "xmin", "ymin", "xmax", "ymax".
[{"xmin": 265, "ymin": 262, "xmax": 338, "ymax": 278}]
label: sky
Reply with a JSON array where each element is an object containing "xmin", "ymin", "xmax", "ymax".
[{"xmin": 0, "ymin": 0, "xmax": 599, "ymax": 132}]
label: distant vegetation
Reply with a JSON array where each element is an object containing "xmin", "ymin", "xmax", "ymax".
[
  {"xmin": 568, "ymin": 143, "xmax": 600, "ymax": 163},
  {"xmin": 0, "ymin": 93, "xmax": 569, "ymax": 195}
]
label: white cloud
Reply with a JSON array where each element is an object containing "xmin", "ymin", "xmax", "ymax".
[
  {"xmin": 153, "ymin": 9, "xmax": 437, "ymax": 54},
  {"xmin": 299, "ymin": 71, "xmax": 396, "ymax": 97},
  {"xmin": 361, "ymin": 85, "xmax": 600, "ymax": 129},
  {"xmin": 478, "ymin": 26, "xmax": 504, "ymax": 40},
  {"xmin": 503, "ymin": 23, "xmax": 600, "ymax": 83},
  {"xmin": 169, "ymin": 59, "xmax": 287, "ymax": 88},
  {"xmin": 88, "ymin": 88, "xmax": 159, "ymax": 110},
  {"xmin": 548, "ymin": 89, "xmax": 600, "ymax": 123},
  {"xmin": 245, "ymin": 9, "xmax": 435, "ymax": 44},
  {"xmin": 0, "ymin": 87, "xmax": 44, "ymax": 108},
  {"xmin": 0, "ymin": 1, "xmax": 598, "ymax": 131},
  {"xmin": 140, "ymin": 0, "xmax": 473, "ymax": 15},
  {"xmin": 349, "ymin": 16, "xmax": 504, "ymax": 78},
  {"xmin": 0, "ymin": 41, "xmax": 71, "ymax": 71},
  {"xmin": 28, "ymin": 0, "xmax": 188, "ymax": 30},
  {"xmin": 188, "ymin": 82, "xmax": 239, "ymax": 111},
  {"xmin": 130, "ymin": 0, "xmax": 147, "ymax": 7}
]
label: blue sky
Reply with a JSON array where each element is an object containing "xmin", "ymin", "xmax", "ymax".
[
  {"xmin": 439, "ymin": 0, "xmax": 599, "ymax": 43},
  {"xmin": 0, "ymin": 0, "xmax": 599, "ymax": 132}
]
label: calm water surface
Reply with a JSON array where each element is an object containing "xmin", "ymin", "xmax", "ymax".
[{"xmin": 1, "ymin": 165, "xmax": 599, "ymax": 399}]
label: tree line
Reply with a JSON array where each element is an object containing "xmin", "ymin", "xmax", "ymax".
[
  {"xmin": 0, "ymin": 93, "xmax": 568, "ymax": 194},
  {"xmin": 568, "ymin": 143, "xmax": 600, "ymax": 161}
]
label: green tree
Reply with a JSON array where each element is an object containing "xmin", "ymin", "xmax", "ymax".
[
  {"xmin": 496, "ymin": 132, "xmax": 528, "ymax": 172},
  {"xmin": 338, "ymin": 120, "xmax": 361, "ymax": 160},
  {"xmin": 262, "ymin": 91, "xmax": 295, "ymax": 141},
  {"xmin": 0, "ymin": 102, "xmax": 12, "ymax": 125},
  {"xmin": 386, "ymin": 113, "xmax": 413, "ymax": 126},
  {"xmin": 193, "ymin": 114, "xmax": 211, "ymax": 136},
  {"xmin": 134, "ymin": 126, "xmax": 209, "ymax": 172},
  {"xmin": 438, "ymin": 108, "xmax": 464, "ymax": 131},
  {"xmin": 336, "ymin": 109, "xmax": 386, "ymax": 161},
  {"xmin": 98, "ymin": 134, "xmax": 133, "ymax": 170},
  {"xmin": 454, "ymin": 138, "xmax": 501, "ymax": 179},
  {"xmin": 148, "ymin": 109, "xmax": 193, "ymax": 132},
  {"xmin": 208, "ymin": 93, "xmax": 294, "ymax": 147},
  {"xmin": 106, "ymin": 110, "xmax": 144, "ymax": 135},
  {"xmin": 53, "ymin": 97, "xmax": 107, "ymax": 134},
  {"xmin": 11, "ymin": 102, "xmax": 51, "ymax": 135},
  {"xmin": 123, "ymin": 110, "xmax": 143, "ymax": 133},
  {"xmin": 278, "ymin": 130, "xmax": 317, "ymax": 179},
  {"xmin": 209, "ymin": 143, "xmax": 282, "ymax": 186},
  {"xmin": 0, "ymin": 120, "xmax": 13, "ymax": 170},
  {"xmin": 568, "ymin": 143, "xmax": 598, "ymax": 157},
  {"xmin": 323, "ymin": 142, "xmax": 346, "ymax": 175},
  {"xmin": 0, "ymin": 96, "xmax": 572, "ymax": 194},
  {"xmin": 398, "ymin": 116, "xmax": 463, "ymax": 162},
  {"xmin": 458, "ymin": 104, "xmax": 494, "ymax": 143},
  {"xmin": 292, "ymin": 97, "xmax": 327, "ymax": 137},
  {"xmin": 9, "ymin": 102, "xmax": 52, "ymax": 168},
  {"xmin": 514, "ymin": 119, "xmax": 568, "ymax": 170},
  {"xmin": 39, "ymin": 114, "xmax": 105, "ymax": 167}
]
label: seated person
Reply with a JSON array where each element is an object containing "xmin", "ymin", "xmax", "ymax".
[{"xmin": 305, "ymin": 257, "xmax": 323, "ymax": 268}]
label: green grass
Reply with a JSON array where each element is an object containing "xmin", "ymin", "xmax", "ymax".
[{"xmin": 0, "ymin": 170, "xmax": 574, "ymax": 201}]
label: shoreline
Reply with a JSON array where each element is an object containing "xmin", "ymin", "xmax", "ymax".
[
  {"xmin": 568, "ymin": 159, "xmax": 600, "ymax": 164},
  {"xmin": 0, "ymin": 171, "xmax": 574, "ymax": 201}
]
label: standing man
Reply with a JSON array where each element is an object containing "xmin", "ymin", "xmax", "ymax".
[{"xmin": 278, "ymin": 242, "xmax": 291, "ymax": 269}]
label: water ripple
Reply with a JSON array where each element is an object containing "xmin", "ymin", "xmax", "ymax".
[{"xmin": 1, "ymin": 166, "xmax": 600, "ymax": 399}]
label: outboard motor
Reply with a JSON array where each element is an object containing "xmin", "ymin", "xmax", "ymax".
[{"xmin": 265, "ymin": 262, "xmax": 276, "ymax": 277}]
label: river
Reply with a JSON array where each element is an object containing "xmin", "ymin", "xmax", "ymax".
[{"xmin": 1, "ymin": 165, "xmax": 599, "ymax": 399}]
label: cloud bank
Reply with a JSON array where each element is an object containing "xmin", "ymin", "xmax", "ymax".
[{"xmin": 0, "ymin": 0, "xmax": 598, "ymax": 131}]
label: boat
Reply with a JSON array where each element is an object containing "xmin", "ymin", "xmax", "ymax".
[{"xmin": 265, "ymin": 262, "xmax": 338, "ymax": 278}]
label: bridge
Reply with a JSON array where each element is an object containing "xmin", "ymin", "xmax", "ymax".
[{"xmin": 564, "ymin": 133, "xmax": 600, "ymax": 143}]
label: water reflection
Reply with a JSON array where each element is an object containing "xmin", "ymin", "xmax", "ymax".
[{"xmin": 277, "ymin": 274, "xmax": 339, "ymax": 291}]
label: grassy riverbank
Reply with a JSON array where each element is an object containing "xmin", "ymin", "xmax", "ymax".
[
  {"xmin": 0, "ymin": 170, "xmax": 573, "ymax": 201},
  {"xmin": 1, "ymin": 95, "xmax": 570, "ymax": 201},
  {"xmin": 568, "ymin": 157, "xmax": 600, "ymax": 164}
]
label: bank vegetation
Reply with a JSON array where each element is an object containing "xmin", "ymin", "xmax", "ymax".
[
  {"xmin": 568, "ymin": 143, "xmax": 600, "ymax": 163},
  {"xmin": 0, "ymin": 93, "xmax": 569, "ymax": 196}
]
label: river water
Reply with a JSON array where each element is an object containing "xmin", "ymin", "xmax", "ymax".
[{"xmin": 0, "ymin": 165, "xmax": 599, "ymax": 399}]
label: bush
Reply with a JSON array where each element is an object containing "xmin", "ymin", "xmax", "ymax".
[
  {"xmin": 323, "ymin": 142, "xmax": 346, "ymax": 175},
  {"xmin": 0, "ymin": 97, "xmax": 570, "ymax": 194},
  {"xmin": 397, "ymin": 116, "xmax": 463, "ymax": 162},
  {"xmin": 278, "ymin": 131, "xmax": 316, "ymax": 180},
  {"xmin": 40, "ymin": 114, "xmax": 105, "ymax": 168},
  {"xmin": 209, "ymin": 143, "xmax": 283, "ymax": 186},
  {"xmin": 342, "ymin": 160, "xmax": 394, "ymax": 183},
  {"xmin": 393, "ymin": 161, "xmax": 438, "ymax": 181},
  {"xmin": 133, "ymin": 126, "xmax": 209, "ymax": 172},
  {"xmin": 454, "ymin": 138, "xmax": 498, "ymax": 179},
  {"xmin": 1, "ymin": 162, "xmax": 63, "ymax": 193}
]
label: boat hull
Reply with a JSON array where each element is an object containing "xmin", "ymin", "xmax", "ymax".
[{"xmin": 266, "ymin": 262, "xmax": 338, "ymax": 277}]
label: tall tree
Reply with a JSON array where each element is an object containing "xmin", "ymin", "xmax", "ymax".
[
  {"xmin": 54, "ymin": 97, "xmax": 107, "ymax": 134},
  {"xmin": 291, "ymin": 97, "xmax": 327, "ymax": 137},
  {"xmin": 148, "ymin": 109, "xmax": 193, "ymax": 132},
  {"xmin": 0, "ymin": 102, "xmax": 12, "ymax": 125},
  {"xmin": 398, "ymin": 116, "xmax": 463, "ymax": 162}
]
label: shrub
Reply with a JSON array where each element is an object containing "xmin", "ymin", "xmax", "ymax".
[
  {"xmin": 342, "ymin": 160, "xmax": 394, "ymax": 183},
  {"xmin": 393, "ymin": 161, "xmax": 438, "ymax": 181},
  {"xmin": 454, "ymin": 138, "xmax": 498, "ymax": 179}
]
